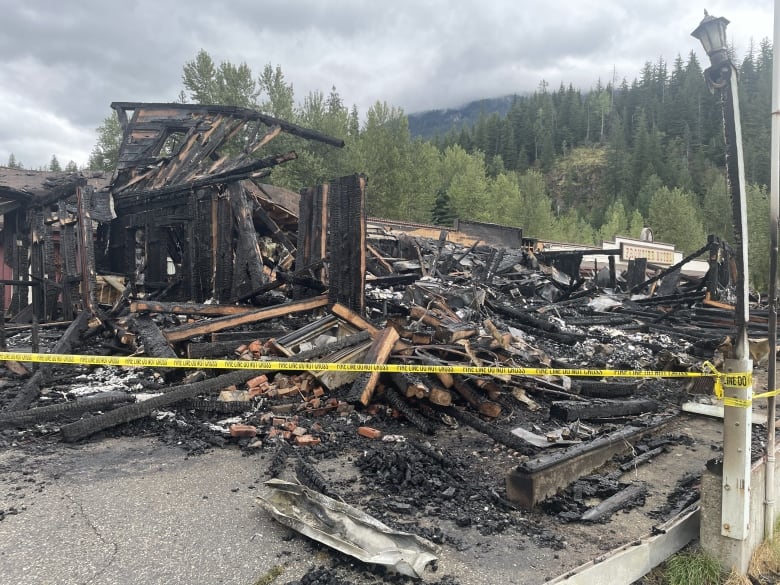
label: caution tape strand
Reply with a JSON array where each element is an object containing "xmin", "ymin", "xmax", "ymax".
[{"xmin": 0, "ymin": 351, "xmax": 752, "ymax": 382}]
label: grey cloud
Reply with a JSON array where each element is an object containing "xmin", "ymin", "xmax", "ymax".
[{"xmin": 0, "ymin": 0, "xmax": 772, "ymax": 167}]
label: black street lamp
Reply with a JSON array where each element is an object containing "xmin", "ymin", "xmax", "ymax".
[{"xmin": 691, "ymin": 11, "xmax": 730, "ymax": 70}]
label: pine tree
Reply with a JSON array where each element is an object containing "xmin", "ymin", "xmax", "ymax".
[
  {"xmin": 48, "ymin": 155, "xmax": 61, "ymax": 172},
  {"xmin": 88, "ymin": 112, "xmax": 122, "ymax": 171}
]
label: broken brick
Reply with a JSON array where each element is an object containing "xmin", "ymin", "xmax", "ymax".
[
  {"xmin": 247, "ymin": 374, "xmax": 269, "ymax": 388},
  {"xmin": 358, "ymin": 426, "xmax": 383, "ymax": 440},
  {"xmin": 229, "ymin": 424, "xmax": 257, "ymax": 438},
  {"xmin": 294, "ymin": 434, "xmax": 321, "ymax": 446}
]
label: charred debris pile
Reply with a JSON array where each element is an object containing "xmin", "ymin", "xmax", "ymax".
[{"xmin": 0, "ymin": 103, "xmax": 764, "ymax": 554}]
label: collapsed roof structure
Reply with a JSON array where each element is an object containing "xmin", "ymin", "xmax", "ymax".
[{"xmin": 0, "ymin": 102, "xmax": 763, "ymax": 584}]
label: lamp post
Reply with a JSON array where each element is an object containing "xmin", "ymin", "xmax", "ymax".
[{"xmin": 692, "ymin": 11, "xmax": 753, "ymax": 542}]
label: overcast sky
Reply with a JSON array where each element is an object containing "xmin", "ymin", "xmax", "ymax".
[{"xmin": 0, "ymin": 0, "xmax": 774, "ymax": 169}]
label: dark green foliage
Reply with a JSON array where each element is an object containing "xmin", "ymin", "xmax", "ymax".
[{"xmin": 84, "ymin": 45, "xmax": 777, "ymax": 292}]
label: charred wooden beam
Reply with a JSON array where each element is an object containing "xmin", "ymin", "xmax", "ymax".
[
  {"xmin": 131, "ymin": 300, "xmax": 257, "ymax": 317},
  {"xmin": 408, "ymin": 305, "xmax": 477, "ymax": 344},
  {"xmin": 125, "ymin": 314, "xmax": 179, "ymax": 379},
  {"xmin": 383, "ymin": 387, "xmax": 436, "ymax": 434},
  {"xmin": 0, "ymin": 392, "xmax": 134, "ymax": 429},
  {"xmin": 388, "ymin": 371, "xmax": 452, "ymax": 407},
  {"xmin": 619, "ymin": 445, "xmax": 668, "ymax": 472},
  {"xmin": 506, "ymin": 419, "xmax": 671, "ymax": 508},
  {"xmin": 234, "ymin": 259, "xmax": 325, "ymax": 303},
  {"xmin": 452, "ymin": 377, "xmax": 502, "ymax": 418},
  {"xmin": 295, "ymin": 184, "xmax": 328, "ymax": 298},
  {"xmin": 76, "ymin": 184, "xmax": 97, "ymax": 312},
  {"xmin": 230, "ymin": 182, "xmax": 267, "ymax": 298},
  {"xmin": 550, "ymin": 398, "xmax": 659, "ymax": 422},
  {"xmin": 163, "ymin": 295, "xmax": 328, "ymax": 343},
  {"xmin": 4, "ymin": 310, "xmax": 92, "ymax": 411},
  {"xmin": 60, "ymin": 370, "xmax": 260, "ymax": 441},
  {"xmin": 581, "ymin": 483, "xmax": 648, "ymax": 522},
  {"xmin": 488, "ymin": 300, "xmax": 583, "ymax": 345},
  {"xmin": 443, "ymin": 405, "xmax": 532, "ymax": 454},
  {"xmin": 327, "ymin": 175, "xmax": 366, "ymax": 313},
  {"xmin": 629, "ymin": 242, "xmax": 710, "ymax": 295},
  {"xmin": 347, "ymin": 326, "xmax": 400, "ymax": 406},
  {"xmin": 111, "ymin": 102, "xmax": 345, "ymax": 150}
]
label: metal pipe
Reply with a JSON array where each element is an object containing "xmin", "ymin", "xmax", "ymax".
[{"xmin": 765, "ymin": 0, "xmax": 780, "ymax": 541}]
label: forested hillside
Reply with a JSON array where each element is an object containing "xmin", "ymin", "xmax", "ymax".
[{"xmin": 80, "ymin": 44, "xmax": 775, "ymax": 289}]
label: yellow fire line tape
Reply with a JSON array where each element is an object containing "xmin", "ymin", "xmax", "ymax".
[{"xmin": 0, "ymin": 351, "xmax": 752, "ymax": 382}]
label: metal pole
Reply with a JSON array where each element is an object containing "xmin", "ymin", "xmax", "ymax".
[
  {"xmin": 765, "ymin": 0, "xmax": 780, "ymax": 541},
  {"xmin": 692, "ymin": 14, "xmax": 754, "ymax": 539},
  {"xmin": 718, "ymin": 59, "xmax": 754, "ymax": 543}
]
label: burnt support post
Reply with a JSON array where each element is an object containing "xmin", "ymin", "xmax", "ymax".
[
  {"xmin": 327, "ymin": 175, "xmax": 366, "ymax": 314},
  {"xmin": 693, "ymin": 11, "xmax": 753, "ymax": 567}
]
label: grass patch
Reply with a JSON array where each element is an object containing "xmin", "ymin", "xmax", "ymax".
[
  {"xmin": 664, "ymin": 549, "xmax": 723, "ymax": 585},
  {"xmin": 253, "ymin": 565, "xmax": 284, "ymax": 585},
  {"xmin": 748, "ymin": 527, "xmax": 780, "ymax": 582}
]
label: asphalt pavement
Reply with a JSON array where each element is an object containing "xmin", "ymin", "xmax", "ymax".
[{"xmin": 0, "ymin": 436, "xmax": 554, "ymax": 585}]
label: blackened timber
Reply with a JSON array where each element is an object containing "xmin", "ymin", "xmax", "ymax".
[
  {"xmin": 550, "ymin": 398, "xmax": 660, "ymax": 422},
  {"xmin": 229, "ymin": 183, "xmax": 268, "ymax": 298},
  {"xmin": 111, "ymin": 102, "xmax": 345, "ymax": 150},
  {"xmin": 234, "ymin": 259, "xmax": 325, "ymax": 303},
  {"xmin": 628, "ymin": 243, "xmax": 709, "ymax": 294},
  {"xmin": 117, "ymin": 151, "xmax": 297, "ymax": 201},
  {"xmin": 163, "ymin": 295, "xmax": 328, "ymax": 343},
  {"xmin": 125, "ymin": 315, "xmax": 178, "ymax": 378},
  {"xmin": 213, "ymin": 190, "xmax": 234, "ymax": 302},
  {"xmin": 331, "ymin": 302, "xmax": 379, "ymax": 336},
  {"xmin": 60, "ymin": 200, "xmax": 79, "ymax": 319},
  {"xmin": 348, "ymin": 326, "xmax": 400, "ymax": 406},
  {"xmin": 0, "ymin": 392, "xmax": 134, "ymax": 429},
  {"xmin": 60, "ymin": 369, "xmax": 260, "ymax": 441},
  {"xmin": 327, "ymin": 175, "xmax": 366, "ymax": 313},
  {"xmin": 295, "ymin": 184, "xmax": 328, "ymax": 298},
  {"xmin": 506, "ymin": 421, "xmax": 668, "ymax": 508},
  {"xmin": 131, "ymin": 300, "xmax": 258, "ymax": 316},
  {"xmin": 619, "ymin": 446, "xmax": 667, "ymax": 472},
  {"xmin": 444, "ymin": 405, "xmax": 533, "ymax": 454},
  {"xmin": 581, "ymin": 483, "xmax": 648, "ymax": 522},
  {"xmin": 76, "ymin": 184, "xmax": 97, "ymax": 312},
  {"xmin": 365, "ymin": 274, "xmax": 419, "ymax": 287},
  {"xmin": 452, "ymin": 377, "xmax": 502, "ymax": 418},
  {"xmin": 626, "ymin": 258, "xmax": 648, "ymax": 291},
  {"xmin": 4, "ymin": 310, "xmax": 91, "ymax": 411},
  {"xmin": 488, "ymin": 300, "xmax": 583, "ymax": 345},
  {"xmin": 30, "ymin": 211, "xmax": 45, "ymax": 320},
  {"xmin": 384, "ymin": 387, "xmax": 435, "ymax": 434}
]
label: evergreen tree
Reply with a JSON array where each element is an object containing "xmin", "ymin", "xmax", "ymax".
[
  {"xmin": 747, "ymin": 183, "xmax": 770, "ymax": 291},
  {"xmin": 648, "ymin": 186, "xmax": 707, "ymax": 253},
  {"xmin": 182, "ymin": 50, "xmax": 258, "ymax": 107},
  {"xmin": 88, "ymin": 112, "xmax": 122, "ymax": 171},
  {"xmin": 431, "ymin": 188, "xmax": 455, "ymax": 226},
  {"xmin": 598, "ymin": 200, "xmax": 628, "ymax": 243},
  {"xmin": 48, "ymin": 154, "xmax": 61, "ymax": 172}
]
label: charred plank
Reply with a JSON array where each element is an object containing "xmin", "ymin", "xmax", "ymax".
[
  {"xmin": 163, "ymin": 296, "xmax": 328, "ymax": 343},
  {"xmin": 550, "ymin": 398, "xmax": 659, "ymax": 422},
  {"xmin": 60, "ymin": 370, "xmax": 260, "ymax": 441}
]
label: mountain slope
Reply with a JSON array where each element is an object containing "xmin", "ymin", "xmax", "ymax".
[{"xmin": 407, "ymin": 95, "xmax": 520, "ymax": 139}]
